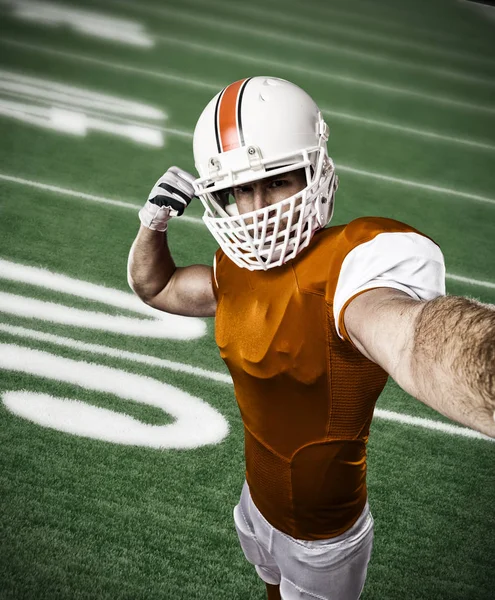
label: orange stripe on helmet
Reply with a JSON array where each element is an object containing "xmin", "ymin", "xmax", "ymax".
[{"xmin": 217, "ymin": 78, "xmax": 248, "ymax": 152}]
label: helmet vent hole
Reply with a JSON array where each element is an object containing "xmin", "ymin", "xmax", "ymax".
[{"xmin": 259, "ymin": 93, "xmax": 267, "ymax": 102}]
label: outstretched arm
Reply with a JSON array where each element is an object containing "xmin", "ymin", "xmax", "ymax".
[{"xmin": 344, "ymin": 288, "xmax": 495, "ymax": 437}]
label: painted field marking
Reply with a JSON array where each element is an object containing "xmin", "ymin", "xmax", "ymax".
[
  {"xmin": 374, "ymin": 408, "xmax": 493, "ymax": 442},
  {"xmin": 2, "ymin": 37, "xmax": 495, "ymax": 153},
  {"xmin": 0, "ymin": 69, "xmax": 164, "ymax": 118},
  {"xmin": 0, "ymin": 38, "xmax": 221, "ymax": 91},
  {"xmin": 151, "ymin": 34, "xmax": 495, "ymax": 149},
  {"xmin": 0, "ymin": 100, "xmax": 163, "ymax": 146},
  {"xmin": 0, "ymin": 173, "xmax": 203, "ymax": 223},
  {"xmin": 2, "ymin": 36, "xmax": 494, "ymax": 118},
  {"xmin": 321, "ymin": 109, "xmax": 495, "ymax": 153},
  {"xmin": 226, "ymin": 0, "xmax": 487, "ymax": 49},
  {"xmin": 156, "ymin": 34, "xmax": 495, "ymax": 119},
  {"xmin": 5, "ymin": 155, "xmax": 495, "ymax": 210},
  {"xmin": 166, "ymin": 0, "xmax": 495, "ymax": 84},
  {"xmin": 198, "ymin": 0, "xmax": 485, "ymax": 48},
  {"xmin": 0, "ymin": 69, "xmax": 168, "ymax": 146},
  {"xmin": 107, "ymin": 0, "xmax": 493, "ymax": 70},
  {"xmin": 336, "ymin": 165, "xmax": 495, "ymax": 207},
  {"xmin": 1, "ymin": 177, "xmax": 494, "ymax": 291},
  {"xmin": 0, "ymin": 323, "xmax": 232, "ymax": 384},
  {"xmin": 0, "ymin": 291, "xmax": 205, "ymax": 338},
  {"xmin": 446, "ymin": 273, "xmax": 495, "ymax": 290},
  {"xmin": 0, "ymin": 343, "xmax": 229, "ymax": 449},
  {"xmin": 4, "ymin": 0, "xmax": 155, "ymax": 47},
  {"xmin": 0, "ymin": 259, "xmax": 206, "ymax": 339},
  {"xmin": 155, "ymin": 32, "xmax": 495, "ymax": 90},
  {"xmin": 155, "ymin": 35, "xmax": 495, "ymax": 116},
  {"xmin": 0, "ymin": 326, "xmax": 491, "ymax": 443}
]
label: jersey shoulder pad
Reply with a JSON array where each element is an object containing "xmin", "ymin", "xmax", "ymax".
[{"xmin": 341, "ymin": 217, "xmax": 421, "ymax": 246}]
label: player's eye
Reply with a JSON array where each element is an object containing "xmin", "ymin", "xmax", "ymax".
[
  {"xmin": 268, "ymin": 179, "xmax": 288, "ymax": 189},
  {"xmin": 233, "ymin": 186, "xmax": 252, "ymax": 194}
]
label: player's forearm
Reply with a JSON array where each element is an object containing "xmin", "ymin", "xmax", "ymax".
[
  {"xmin": 406, "ymin": 296, "xmax": 495, "ymax": 437},
  {"xmin": 127, "ymin": 225, "xmax": 176, "ymax": 303}
]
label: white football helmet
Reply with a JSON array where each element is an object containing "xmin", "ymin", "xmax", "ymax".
[{"xmin": 193, "ymin": 76, "xmax": 338, "ymax": 271}]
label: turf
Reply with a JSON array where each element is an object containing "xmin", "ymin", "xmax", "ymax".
[{"xmin": 0, "ymin": 1, "xmax": 494, "ymax": 599}]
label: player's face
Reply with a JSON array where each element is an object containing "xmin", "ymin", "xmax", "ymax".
[{"xmin": 232, "ymin": 169, "xmax": 307, "ymax": 215}]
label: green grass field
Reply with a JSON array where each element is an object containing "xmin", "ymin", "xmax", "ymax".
[{"xmin": 0, "ymin": 0, "xmax": 494, "ymax": 598}]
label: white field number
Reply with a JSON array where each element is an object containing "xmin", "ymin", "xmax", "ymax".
[
  {"xmin": 0, "ymin": 260, "xmax": 229, "ymax": 449},
  {"xmin": 4, "ymin": 0, "xmax": 155, "ymax": 47},
  {"xmin": 0, "ymin": 70, "xmax": 166, "ymax": 147}
]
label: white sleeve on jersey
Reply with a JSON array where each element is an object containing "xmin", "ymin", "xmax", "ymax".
[{"xmin": 334, "ymin": 232, "xmax": 446, "ymax": 339}]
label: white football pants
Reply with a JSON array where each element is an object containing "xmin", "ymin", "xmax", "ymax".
[{"xmin": 233, "ymin": 481, "xmax": 374, "ymax": 600}]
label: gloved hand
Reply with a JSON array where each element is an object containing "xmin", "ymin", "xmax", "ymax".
[{"xmin": 139, "ymin": 166, "xmax": 196, "ymax": 232}]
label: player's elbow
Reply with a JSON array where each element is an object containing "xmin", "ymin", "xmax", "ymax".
[
  {"xmin": 127, "ymin": 270, "xmax": 139, "ymax": 296},
  {"xmin": 126, "ymin": 265, "xmax": 150, "ymax": 303},
  {"xmin": 126, "ymin": 268, "xmax": 159, "ymax": 306}
]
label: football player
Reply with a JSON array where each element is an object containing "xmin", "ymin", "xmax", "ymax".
[{"xmin": 128, "ymin": 77, "xmax": 495, "ymax": 600}]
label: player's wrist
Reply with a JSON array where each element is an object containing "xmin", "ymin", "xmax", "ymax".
[{"xmin": 138, "ymin": 201, "xmax": 172, "ymax": 232}]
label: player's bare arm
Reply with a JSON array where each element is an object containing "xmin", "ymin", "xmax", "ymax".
[
  {"xmin": 127, "ymin": 167, "xmax": 216, "ymax": 318},
  {"xmin": 128, "ymin": 227, "xmax": 216, "ymax": 317},
  {"xmin": 344, "ymin": 288, "xmax": 495, "ymax": 437}
]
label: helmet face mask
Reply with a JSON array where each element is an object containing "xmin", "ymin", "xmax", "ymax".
[{"xmin": 193, "ymin": 77, "xmax": 338, "ymax": 271}]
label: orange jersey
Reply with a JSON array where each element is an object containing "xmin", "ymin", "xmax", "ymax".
[{"xmin": 213, "ymin": 217, "xmax": 444, "ymax": 540}]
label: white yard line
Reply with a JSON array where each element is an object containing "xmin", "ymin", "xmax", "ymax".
[
  {"xmin": 0, "ymin": 173, "xmax": 141, "ymax": 208},
  {"xmin": 336, "ymin": 165, "xmax": 495, "ymax": 207},
  {"xmin": 0, "ymin": 259, "xmax": 206, "ymax": 340},
  {"xmin": 0, "ymin": 173, "xmax": 203, "ymax": 223},
  {"xmin": 0, "ymin": 324, "xmax": 492, "ymax": 442},
  {"xmin": 156, "ymin": 33, "xmax": 495, "ymax": 115},
  {"xmin": 321, "ymin": 109, "xmax": 495, "ymax": 153},
  {"xmin": 245, "ymin": 0, "xmax": 485, "ymax": 49},
  {"xmin": 196, "ymin": 0, "xmax": 495, "ymax": 85},
  {"xmin": 280, "ymin": 0, "xmax": 495, "ymax": 56},
  {"xmin": 445, "ymin": 273, "xmax": 495, "ymax": 290},
  {"xmin": 0, "ymin": 69, "xmax": 165, "ymax": 119},
  {"xmin": 3, "ymin": 165, "xmax": 495, "ymax": 210},
  {"xmin": 152, "ymin": 33, "xmax": 495, "ymax": 150},
  {"xmin": 3, "ymin": 39, "xmax": 495, "ymax": 150},
  {"xmin": 0, "ymin": 38, "xmax": 221, "ymax": 91},
  {"xmin": 157, "ymin": 34, "xmax": 495, "ymax": 111},
  {"xmin": 1, "ymin": 173, "xmax": 494, "ymax": 292},
  {"xmin": 2, "ymin": 36, "xmax": 495, "ymax": 117},
  {"xmin": 159, "ymin": 35, "xmax": 495, "ymax": 90},
  {"xmin": 4, "ymin": 44, "xmax": 490, "ymax": 153},
  {"xmin": 109, "ymin": 0, "xmax": 495, "ymax": 71},
  {"xmin": 0, "ymin": 69, "xmax": 170, "ymax": 147},
  {"xmin": 0, "ymin": 86, "xmax": 194, "ymax": 139},
  {"xmin": 3, "ymin": 160, "xmax": 495, "ymax": 218},
  {"xmin": 0, "ymin": 324, "xmax": 231, "ymax": 383},
  {"xmin": 7, "ymin": 0, "xmax": 155, "ymax": 48},
  {"xmin": 158, "ymin": 126, "xmax": 192, "ymax": 139},
  {"xmin": 373, "ymin": 408, "xmax": 493, "ymax": 442}
]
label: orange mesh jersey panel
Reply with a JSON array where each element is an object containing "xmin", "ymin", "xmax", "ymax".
[{"xmin": 214, "ymin": 217, "xmax": 423, "ymax": 540}]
